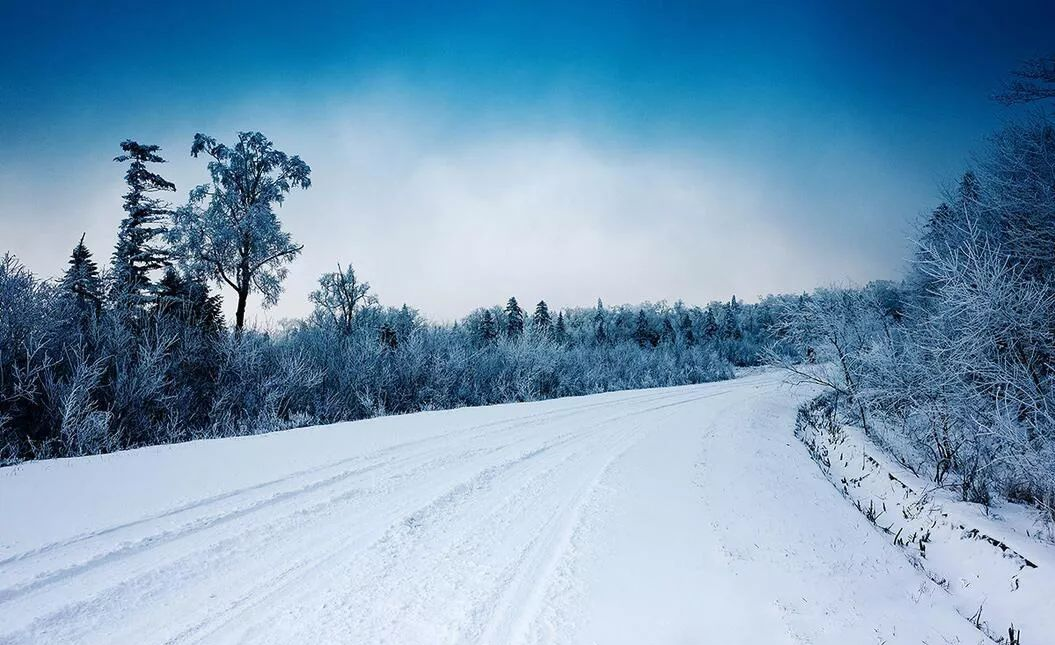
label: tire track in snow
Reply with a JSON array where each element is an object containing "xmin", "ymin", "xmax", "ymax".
[{"xmin": 0, "ymin": 387, "xmax": 708, "ymax": 644}]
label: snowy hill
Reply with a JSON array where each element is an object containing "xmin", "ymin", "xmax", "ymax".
[{"xmin": 0, "ymin": 371, "xmax": 1036, "ymax": 644}]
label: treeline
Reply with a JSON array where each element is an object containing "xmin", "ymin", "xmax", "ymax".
[
  {"xmin": 770, "ymin": 59, "xmax": 1055, "ymax": 521},
  {"xmin": 0, "ymin": 132, "xmax": 785, "ymax": 464}
]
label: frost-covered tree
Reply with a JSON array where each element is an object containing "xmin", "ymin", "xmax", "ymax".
[
  {"xmin": 60, "ymin": 234, "xmax": 103, "ymax": 317},
  {"xmin": 554, "ymin": 312, "xmax": 567, "ymax": 344},
  {"xmin": 533, "ymin": 300, "xmax": 551, "ymax": 331},
  {"xmin": 155, "ymin": 267, "xmax": 224, "ymax": 334},
  {"xmin": 478, "ymin": 309, "xmax": 498, "ymax": 345},
  {"xmin": 170, "ymin": 132, "xmax": 311, "ymax": 330},
  {"xmin": 593, "ymin": 299, "xmax": 607, "ymax": 344},
  {"xmin": 111, "ymin": 140, "xmax": 175, "ymax": 312},
  {"xmin": 378, "ymin": 323, "xmax": 398, "ymax": 349},
  {"xmin": 310, "ymin": 263, "xmax": 376, "ymax": 336},
  {"xmin": 634, "ymin": 310, "xmax": 657, "ymax": 348},
  {"xmin": 997, "ymin": 55, "xmax": 1055, "ymax": 105},
  {"xmin": 679, "ymin": 312, "xmax": 695, "ymax": 345},
  {"xmin": 701, "ymin": 308, "xmax": 719, "ymax": 343},
  {"xmin": 505, "ymin": 297, "xmax": 524, "ymax": 339}
]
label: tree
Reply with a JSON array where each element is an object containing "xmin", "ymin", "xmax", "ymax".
[
  {"xmin": 679, "ymin": 312, "xmax": 695, "ymax": 345},
  {"xmin": 111, "ymin": 140, "xmax": 175, "ymax": 312},
  {"xmin": 594, "ymin": 298, "xmax": 607, "ymax": 344},
  {"xmin": 555, "ymin": 312, "xmax": 567, "ymax": 344},
  {"xmin": 155, "ymin": 267, "xmax": 224, "ymax": 334},
  {"xmin": 505, "ymin": 297, "xmax": 524, "ymax": 339},
  {"xmin": 662, "ymin": 317, "xmax": 676, "ymax": 344},
  {"xmin": 170, "ymin": 132, "xmax": 311, "ymax": 330},
  {"xmin": 60, "ymin": 234, "xmax": 103, "ymax": 318},
  {"xmin": 634, "ymin": 310, "xmax": 657, "ymax": 348},
  {"xmin": 310, "ymin": 263, "xmax": 376, "ymax": 335},
  {"xmin": 720, "ymin": 297, "xmax": 743, "ymax": 341},
  {"xmin": 997, "ymin": 56, "xmax": 1055, "ymax": 105},
  {"xmin": 702, "ymin": 308, "xmax": 719, "ymax": 343},
  {"xmin": 533, "ymin": 300, "xmax": 552, "ymax": 331},
  {"xmin": 479, "ymin": 310, "xmax": 498, "ymax": 345},
  {"xmin": 378, "ymin": 323, "xmax": 398, "ymax": 349}
]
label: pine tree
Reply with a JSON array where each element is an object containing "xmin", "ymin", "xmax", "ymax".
[
  {"xmin": 679, "ymin": 312, "xmax": 695, "ymax": 345},
  {"xmin": 60, "ymin": 234, "xmax": 103, "ymax": 315},
  {"xmin": 662, "ymin": 317, "xmax": 676, "ymax": 344},
  {"xmin": 111, "ymin": 140, "xmax": 175, "ymax": 312},
  {"xmin": 555, "ymin": 311, "xmax": 567, "ymax": 344},
  {"xmin": 155, "ymin": 267, "xmax": 224, "ymax": 334},
  {"xmin": 594, "ymin": 298, "xmax": 607, "ymax": 344},
  {"xmin": 479, "ymin": 310, "xmax": 498, "ymax": 345},
  {"xmin": 634, "ymin": 310, "xmax": 656, "ymax": 348},
  {"xmin": 533, "ymin": 300, "xmax": 552, "ymax": 331},
  {"xmin": 505, "ymin": 297, "xmax": 524, "ymax": 339},
  {"xmin": 379, "ymin": 323, "xmax": 399, "ymax": 349},
  {"xmin": 720, "ymin": 297, "xmax": 743, "ymax": 341},
  {"xmin": 702, "ymin": 308, "xmax": 719, "ymax": 342}
]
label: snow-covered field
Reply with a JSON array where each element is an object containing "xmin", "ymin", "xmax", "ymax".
[{"xmin": 0, "ymin": 371, "xmax": 1024, "ymax": 644}]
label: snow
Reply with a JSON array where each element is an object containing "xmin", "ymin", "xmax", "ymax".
[
  {"xmin": 797, "ymin": 402, "xmax": 1055, "ymax": 644},
  {"xmin": 0, "ymin": 370, "xmax": 1029, "ymax": 644}
]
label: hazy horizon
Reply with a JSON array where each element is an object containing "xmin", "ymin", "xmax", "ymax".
[{"xmin": 3, "ymin": 0, "xmax": 1053, "ymax": 323}]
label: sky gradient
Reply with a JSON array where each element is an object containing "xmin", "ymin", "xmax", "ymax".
[{"xmin": 2, "ymin": 0, "xmax": 1053, "ymax": 323}]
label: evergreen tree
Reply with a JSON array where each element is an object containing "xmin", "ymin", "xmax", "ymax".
[
  {"xmin": 60, "ymin": 234, "xmax": 103, "ymax": 316},
  {"xmin": 505, "ymin": 297, "xmax": 524, "ymax": 339},
  {"xmin": 679, "ymin": 312, "xmax": 695, "ymax": 345},
  {"xmin": 533, "ymin": 300, "xmax": 552, "ymax": 331},
  {"xmin": 720, "ymin": 297, "xmax": 743, "ymax": 341},
  {"xmin": 634, "ymin": 310, "xmax": 657, "ymax": 348},
  {"xmin": 395, "ymin": 304, "xmax": 417, "ymax": 343},
  {"xmin": 379, "ymin": 323, "xmax": 399, "ymax": 349},
  {"xmin": 479, "ymin": 310, "xmax": 498, "ymax": 345},
  {"xmin": 662, "ymin": 317, "xmax": 676, "ymax": 344},
  {"xmin": 155, "ymin": 267, "xmax": 224, "ymax": 334},
  {"xmin": 555, "ymin": 311, "xmax": 567, "ymax": 344},
  {"xmin": 702, "ymin": 308, "xmax": 719, "ymax": 343},
  {"xmin": 111, "ymin": 141, "xmax": 175, "ymax": 312},
  {"xmin": 594, "ymin": 298, "xmax": 607, "ymax": 344}
]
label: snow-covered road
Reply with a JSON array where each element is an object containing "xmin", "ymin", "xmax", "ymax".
[{"xmin": 0, "ymin": 371, "xmax": 988, "ymax": 644}]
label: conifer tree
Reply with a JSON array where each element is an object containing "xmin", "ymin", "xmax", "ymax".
[
  {"xmin": 533, "ymin": 300, "xmax": 552, "ymax": 331},
  {"xmin": 555, "ymin": 311, "xmax": 567, "ymax": 344},
  {"xmin": 505, "ymin": 297, "xmax": 524, "ymax": 339},
  {"xmin": 479, "ymin": 310, "xmax": 498, "ymax": 345},
  {"xmin": 379, "ymin": 323, "xmax": 399, "ymax": 349},
  {"xmin": 679, "ymin": 312, "xmax": 695, "ymax": 345},
  {"xmin": 594, "ymin": 298, "xmax": 607, "ymax": 344},
  {"xmin": 662, "ymin": 317, "xmax": 676, "ymax": 344},
  {"xmin": 720, "ymin": 297, "xmax": 743, "ymax": 341},
  {"xmin": 702, "ymin": 308, "xmax": 719, "ymax": 343},
  {"xmin": 111, "ymin": 140, "xmax": 175, "ymax": 312},
  {"xmin": 634, "ymin": 310, "xmax": 656, "ymax": 348},
  {"xmin": 61, "ymin": 234, "xmax": 103, "ymax": 316},
  {"xmin": 155, "ymin": 267, "xmax": 224, "ymax": 334}
]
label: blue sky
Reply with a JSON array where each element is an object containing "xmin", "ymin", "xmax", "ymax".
[{"xmin": 2, "ymin": 0, "xmax": 1053, "ymax": 322}]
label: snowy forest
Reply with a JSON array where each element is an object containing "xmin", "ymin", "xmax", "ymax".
[
  {"xmin": 0, "ymin": 132, "xmax": 767, "ymax": 463},
  {"xmin": 2, "ymin": 58, "xmax": 1055, "ymax": 528}
]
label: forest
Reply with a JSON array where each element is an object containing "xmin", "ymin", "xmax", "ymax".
[
  {"xmin": 2, "ymin": 58, "xmax": 1054, "ymax": 527},
  {"xmin": 0, "ymin": 133, "xmax": 772, "ymax": 463}
]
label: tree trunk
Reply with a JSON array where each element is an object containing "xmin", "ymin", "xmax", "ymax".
[{"xmin": 235, "ymin": 284, "xmax": 249, "ymax": 330}]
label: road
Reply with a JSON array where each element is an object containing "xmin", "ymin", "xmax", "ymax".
[{"xmin": 0, "ymin": 370, "xmax": 986, "ymax": 644}]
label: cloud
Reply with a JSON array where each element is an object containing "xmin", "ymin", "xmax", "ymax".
[{"xmin": 0, "ymin": 95, "xmax": 910, "ymax": 325}]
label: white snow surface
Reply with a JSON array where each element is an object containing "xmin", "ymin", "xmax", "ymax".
[{"xmin": 0, "ymin": 371, "xmax": 1003, "ymax": 644}]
